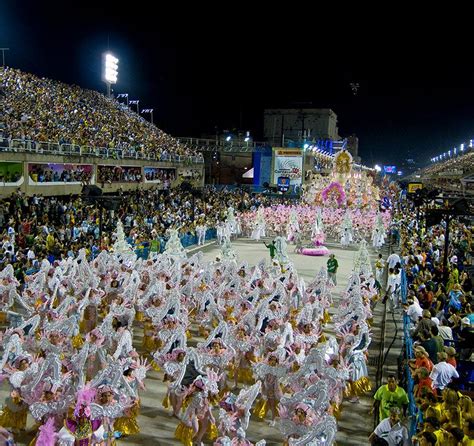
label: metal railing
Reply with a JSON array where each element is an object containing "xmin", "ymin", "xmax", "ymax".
[
  {"xmin": 400, "ymin": 268, "xmax": 420, "ymax": 438},
  {"xmin": 177, "ymin": 137, "xmax": 271, "ymax": 153},
  {"xmin": 0, "ymin": 138, "xmax": 204, "ymax": 164}
]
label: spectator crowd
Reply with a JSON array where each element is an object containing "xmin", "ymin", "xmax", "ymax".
[
  {"xmin": 28, "ymin": 163, "xmax": 92, "ymax": 183},
  {"xmin": 418, "ymin": 152, "xmax": 474, "ymax": 195},
  {"xmin": 0, "ymin": 67, "xmax": 203, "ymax": 162},
  {"xmin": 0, "ymin": 186, "xmax": 275, "ymax": 285},
  {"xmin": 376, "ymin": 204, "xmax": 474, "ymax": 445},
  {"xmin": 97, "ymin": 166, "xmax": 142, "ymax": 184}
]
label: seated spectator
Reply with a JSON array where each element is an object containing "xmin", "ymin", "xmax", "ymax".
[
  {"xmin": 448, "ymin": 284, "xmax": 464, "ymax": 311},
  {"xmin": 404, "ymin": 297, "xmax": 423, "ymax": 325},
  {"xmin": 459, "ymin": 395, "xmax": 473, "ymax": 422},
  {"xmin": 463, "ymin": 420, "xmax": 474, "ymax": 444},
  {"xmin": 430, "ymin": 325, "xmax": 445, "ymax": 354}
]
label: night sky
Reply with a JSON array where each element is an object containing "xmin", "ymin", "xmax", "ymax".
[{"xmin": 2, "ymin": 2, "xmax": 474, "ymax": 168}]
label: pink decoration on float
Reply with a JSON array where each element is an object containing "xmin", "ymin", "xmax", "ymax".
[
  {"xmin": 321, "ymin": 182, "xmax": 346, "ymax": 206},
  {"xmin": 301, "ymin": 247, "xmax": 330, "ymax": 256}
]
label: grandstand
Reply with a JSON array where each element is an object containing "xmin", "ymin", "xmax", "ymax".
[
  {"xmin": 0, "ymin": 67, "xmax": 205, "ymax": 196},
  {"xmin": 0, "ymin": 67, "xmax": 203, "ymax": 162},
  {"xmin": 410, "ymin": 151, "xmax": 474, "ymax": 195}
]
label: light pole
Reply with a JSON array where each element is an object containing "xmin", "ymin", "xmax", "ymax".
[
  {"xmin": 0, "ymin": 48, "xmax": 10, "ymax": 67},
  {"xmin": 244, "ymin": 131, "xmax": 250, "ymax": 151},
  {"xmin": 117, "ymin": 93, "xmax": 129, "ymax": 107},
  {"xmin": 141, "ymin": 109, "xmax": 154, "ymax": 125},
  {"xmin": 129, "ymin": 100, "xmax": 140, "ymax": 114}
]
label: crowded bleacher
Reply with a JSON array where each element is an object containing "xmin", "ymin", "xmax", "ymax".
[
  {"xmin": 423, "ymin": 152, "xmax": 474, "ymax": 178},
  {"xmin": 393, "ymin": 200, "xmax": 474, "ymax": 445},
  {"xmin": 0, "ymin": 67, "xmax": 203, "ymax": 162}
]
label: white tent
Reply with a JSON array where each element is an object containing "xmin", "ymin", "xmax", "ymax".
[{"xmin": 242, "ymin": 168, "xmax": 254, "ymax": 179}]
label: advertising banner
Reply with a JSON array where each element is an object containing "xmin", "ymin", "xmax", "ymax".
[
  {"xmin": 407, "ymin": 182, "xmax": 423, "ymax": 194},
  {"xmin": 272, "ymin": 148, "xmax": 303, "ymax": 186}
]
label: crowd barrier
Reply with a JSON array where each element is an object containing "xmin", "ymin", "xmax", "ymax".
[
  {"xmin": 122, "ymin": 228, "xmax": 219, "ymax": 260},
  {"xmin": 0, "ymin": 139, "xmax": 204, "ymax": 164},
  {"xmin": 400, "ymin": 268, "xmax": 419, "ymax": 437}
]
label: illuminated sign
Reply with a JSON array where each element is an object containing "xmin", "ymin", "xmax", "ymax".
[
  {"xmin": 383, "ymin": 165, "xmax": 397, "ymax": 174},
  {"xmin": 272, "ymin": 148, "xmax": 303, "ymax": 186},
  {"xmin": 407, "ymin": 182, "xmax": 423, "ymax": 194}
]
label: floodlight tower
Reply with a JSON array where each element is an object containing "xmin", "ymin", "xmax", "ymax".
[{"xmin": 103, "ymin": 53, "xmax": 119, "ymax": 98}]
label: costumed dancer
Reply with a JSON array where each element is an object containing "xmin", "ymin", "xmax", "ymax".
[
  {"xmin": 339, "ymin": 211, "xmax": 353, "ymax": 249},
  {"xmin": 374, "ymin": 254, "xmax": 385, "ymax": 290},
  {"xmin": 252, "ymin": 353, "xmax": 288, "ymax": 423},
  {"xmin": 342, "ymin": 320, "xmax": 372, "ymax": 403},
  {"xmin": 196, "ymin": 221, "xmax": 207, "ymax": 246},
  {"xmin": 216, "ymin": 382, "xmax": 261, "ymax": 444},
  {"xmin": 286, "ymin": 209, "xmax": 300, "ymax": 243},
  {"xmin": 174, "ymin": 374, "xmax": 219, "ymax": 446}
]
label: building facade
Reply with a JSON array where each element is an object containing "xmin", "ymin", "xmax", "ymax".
[{"xmin": 263, "ymin": 108, "xmax": 340, "ymax": 147}]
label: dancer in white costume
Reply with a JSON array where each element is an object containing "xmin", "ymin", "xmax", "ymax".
[
  {"xmin": 251, "ymin": 208, "xmax": 266, "ymax": 241},
  {"xmin": 339, "ymin": 211, "xmax": 353, "ymax": 248},
  {"xmin": 196, "ymin": 223, "xmax": 207, "ymax": 246},
  {"xmin": 113, "ymin": 221, "xmax": 134, "ymax": 254},
  {"xmin": 286, "ymin": 208, "xmax": 300, "ymax": 242},
  {"xmin": 216, "ymin": 221, "xmax": 225, "ymax": 245},
  {"xmin": 164, "ymin": 228, "xmax": 187, "ymax": 259},
  {"xmin": 274, "ymin": 236, "xmax": 290, "ymax": 267},
  {"xmin": 226, "ymin": 206, "xmax": 237, "ymax": 235},
  {"xmin": 221, "ymin": 236, "xmax": 238, "ymax": 261},
  {"xmin": 371, "ymin": 213, "xmax": 385, "ymax": 251}
]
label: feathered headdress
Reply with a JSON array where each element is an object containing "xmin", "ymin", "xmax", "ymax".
[
  {"xmin": 74, "ymin": 385, "xmax": 97, "ymax": 418},
  {"xmin": 36, "ymin": 417, "xmax": 57, "ymax": 446}
]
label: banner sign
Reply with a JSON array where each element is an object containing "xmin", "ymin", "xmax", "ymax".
[
  {"xmin": 277, "ymin": 176, "xmax": 290, "ymax": 192},
  {"xmin": 407, "ymin": 182, "xmax": 423, "ymax": 194},
  {"xmin": 272, "ymin": 148, "xmax": 303, "ymax": 186}
]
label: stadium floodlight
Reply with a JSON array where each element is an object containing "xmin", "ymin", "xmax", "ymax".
[
  {"xmin": 374, "ymin": 164, "xmax": 382, "ymax": 172},
  {"xmin": 104, "ymin": 53, "xmax": 119, "ymax": 83},
  {"xmin": 103, "ymin": 52, "xmax": 119, "ymax": 97}
]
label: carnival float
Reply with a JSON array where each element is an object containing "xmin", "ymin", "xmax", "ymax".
[{"xmin": 241, "ymin": 150, "xmax": 395, "ymax": 255}]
